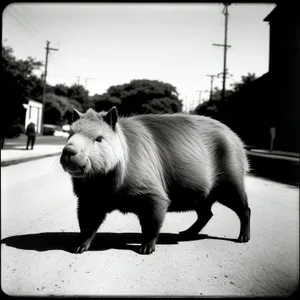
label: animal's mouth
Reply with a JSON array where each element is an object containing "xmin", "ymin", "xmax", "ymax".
[
  {"xmin": 68, "ymin": 171, "xmax": 85, "ymax": 178},
  {"xmin": 60, "ymin": 153, "xmax": 91, "ymax": 178},
  {"xmin": 65, "ymin": 165, "xmax": 86, "ymax": 178}
]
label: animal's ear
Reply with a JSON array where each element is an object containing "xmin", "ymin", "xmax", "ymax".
[
  {"xmin": 73, "ymin": 108, "xmax": 83, "ymax": 122},
  {"xmin": 104, "ymin": 106, "xmax": 118, "ymax": 130}
]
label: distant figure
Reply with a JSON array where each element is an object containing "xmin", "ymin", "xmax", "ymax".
[
  {"xmin": 269, "ymin": 127, "xmax": 276, "ymax": 152},
  {"xmin": 1, "ymin": 132, "xmax": 5, "ymax": 149},
  {"xmin": 26, "ymin": 122, "xmax": 36, "ymax": 150}
]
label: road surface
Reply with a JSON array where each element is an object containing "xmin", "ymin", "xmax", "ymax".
[{"xmin": 1, "ymin": 156, "xmax": 299, "ymax": 296}]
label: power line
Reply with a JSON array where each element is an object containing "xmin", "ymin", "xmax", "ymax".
[
  {"xmin": 5, "ymin": 9, "xmax": 46, "ymax": 49},
  {"xmin": 10, "ymin": 6, "xmax": 45, "ymax": 42},
  {"xmin": 6, "ymin": 9, "xmax": 34, "ymax": 35}
]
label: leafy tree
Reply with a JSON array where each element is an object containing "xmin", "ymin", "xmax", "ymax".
[
  {"xmin": 28, "ymin": 75, "xmax": 44, "ymax": 101},
  {"xmin": 28, "ymin": 75, "xmax": 53, "ymax": 102},
  {"xmin": 44, "ymin": 93, "xmax": 83, "ymax": 125},
  {"xmin": 53, "ymin": 83, "xmax": 69, "ymax": 98},
  {"xmin": 194, "ymin": 87, "xmax": 231, "ymax": 120},
  {"xmin": 2, "ymin": 44, "xmax": 43, "ymax": 136},
  {"xmin": 230, "ymin": 73, "xmax": 256, "ymax": 93},
  {"xmin": 92, "ymin": 93, "xmax": 122, "ymax": 112},
  {"xmin": 67, "ymin": 84, "xmax": 89, "ymax": 105},
  {"xmin": 194, "ymin": 73, "xmax": 257, "ymax": 120},
  {"xmin": 143, "ymin": 97, "xmax": 182, "ymax": 114},
  {"xmin": 193, "ymin": 72, "xmax": 274, "ymax": 149},
  {"xmin": 194, "ymin": 100, "xmax": 219, "ymax": 119},
  {"xmin": 95, "ymin": 79, "xmax": 183, "ymax": 115}
]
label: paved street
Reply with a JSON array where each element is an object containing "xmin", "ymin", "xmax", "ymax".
[{"xmin": 1, "ymin": 156, "xmax": 299, "ymax": 296}]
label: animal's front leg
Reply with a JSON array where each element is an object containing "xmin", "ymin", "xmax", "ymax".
[
  {"xmin": 75, "ymin": 231, "xmax": 98, "ymax": 254},
  {"xmin": 138, "ymin": 197, "xmax": 169, "ymax": 255},
  {"xmin": 75, "ymin": 200, "xmax": 108, "ymax": 254}
]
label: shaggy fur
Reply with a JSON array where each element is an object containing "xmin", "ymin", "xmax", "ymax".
[{"xmin": 60, "ymin": 107, "xmax": 251, "ymax": 255}]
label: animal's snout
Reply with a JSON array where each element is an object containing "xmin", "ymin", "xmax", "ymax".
[
  {"xmin": 60, "ymin": 143, "xmax": 87, "ymax": 175},
  {"xmin": 62, "ymin": 144, "xmax": 79, "ymax": 157}
]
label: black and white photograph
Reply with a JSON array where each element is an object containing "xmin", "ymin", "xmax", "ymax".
[{"xmin": 1, "ymin": 1, "xmax": 299, "ymax": 297}]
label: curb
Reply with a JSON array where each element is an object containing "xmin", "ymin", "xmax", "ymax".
[
  {"xmin": 246, "ymin": 150, "xmax": 299, "ymax": 163},
  {"xmin": 1, "ymin": 152, "xmax": 62, "ymax": 167},
  {"xmin": 247, "ymin": 153, "xmax": 299, "ymax": 186}
]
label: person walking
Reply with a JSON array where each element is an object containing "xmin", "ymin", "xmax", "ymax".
[
  {"xmin": 1, "ymin": 133, "xmax": 5, "ymax": 149},
  {"xmin": 26, "ymin": 122, "xmax": 36, "ymax": 150}
]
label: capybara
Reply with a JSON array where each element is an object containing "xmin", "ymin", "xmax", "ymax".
[{"xmin": 60, "ymin": 107, "xmax": 251, "ymax": 255}]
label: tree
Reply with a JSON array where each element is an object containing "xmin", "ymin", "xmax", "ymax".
[
  {"xmin": 67, "ymin": 84, "xmax": 89, "ymax": 105},
  {"xmin": 193, "ymin": 87, "xmax": 231, "ymax": 120},
  {"xmin": 28, "ymin": 75, "xmax": 53, "ymax": 102},
  {"xmin": 143, "ymin": 97, "xmax": 182, "ymax": 114},
  {"xmin": 43, "ymin": 93, "xmax": 83, "ymax": 125},
  {"xmin": 194, "ymin": 73, "xmax": 257, "ymax": 120},
  {"xmin": 53, "ymin": 83, "xmax": 69, "ymax": 98},
  {"xmin": 194, "ymin": 72, "xmax": 274, "ymax": 149},
  {"xmin": 92, "ymin": 93, "xmax": 121, "ymax": 112},
  {"xmin": 95, "ymin": 79, "xmax": 183, "ymax": 115},
  {"xmin": 230, "ymin": 73, "xmax": 256, "ymax": 93},
  {"xmin": 44, "ymin": 93, "xmax": 82, "ymax": 125},
  {"xmin": 2, "ymin": 44, "xmax": 43, "ymax": 136}
]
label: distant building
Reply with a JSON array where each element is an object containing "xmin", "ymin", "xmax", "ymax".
[
  {"xmin": 225, "ymin": 2, "xmax": 299, "ymax": 153},
  {"xmin": 23, "ymin": 99, "xmax": 43, "ymax": 134},
  {"xmin": 263, "ymin": 2, "xmax": 300, "ymax": 153}
]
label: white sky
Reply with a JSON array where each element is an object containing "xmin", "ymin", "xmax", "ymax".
[{"xmin": 2, "ymin": 3, "xmax": 275, "ymax": 111}]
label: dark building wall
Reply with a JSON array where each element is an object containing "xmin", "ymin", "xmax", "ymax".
[
  {"xmin": 266, "ymin": 3, "xmax": 300, "ymax": 152},
  {"xmin": 223, "ymin": 73, "xmax": 272, "ymax": 150}
]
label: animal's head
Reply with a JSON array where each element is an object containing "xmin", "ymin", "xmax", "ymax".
[{"xmin": 60, "ymin": 107, "xmax": 123, "ymax": 178}]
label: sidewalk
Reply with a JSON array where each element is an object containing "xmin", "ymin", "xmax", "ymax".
[{"xmin": 1, "ymin": 144, "xmax": 64, "ymax": 167}]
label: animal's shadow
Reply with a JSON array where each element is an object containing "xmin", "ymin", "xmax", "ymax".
[{"xmin": 1, "ymin": 232, "xmax": 237, "ymax": 254}]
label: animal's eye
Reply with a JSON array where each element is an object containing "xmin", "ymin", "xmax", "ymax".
[{"xmin": 95, "ymin": 136, "xmax": 103, "ymax": 143}]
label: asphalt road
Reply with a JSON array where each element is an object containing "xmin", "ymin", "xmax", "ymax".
[{"xmin": 1, "ymin": 156, "xmax": 299, "ymax": 296}]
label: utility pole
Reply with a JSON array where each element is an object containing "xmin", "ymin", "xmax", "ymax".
[
  {"xmin": 213, "ymin": 2, "xmax": 231, "ymax": 101},
  {"xmin": 77, "ymin": 76, "xmax": 80, "ymax": 85},
  {"xmin": 84, "ymin": 77, "xmax": 95, "ymax": 89},
  {"xmin": 185, "ymin": 93, "xmax": 188, "ymax": 112},
  {"xmin": 217, "ymin": 70, "xmax": 233, "ymax": 94},
  {"xmin": 196, "ymin": 90, "xmax": 202, "ymax": 105},
  {"xmin": 41, "ymin": 41, "xmax": 59, "ymax": 134},
  {"xmin": 206, "ymin": 74, "xmax": 219, "ymax": 100},
  {"xmin": 197, "ymin": 90, "xmax": 210, "ymax": 104}
]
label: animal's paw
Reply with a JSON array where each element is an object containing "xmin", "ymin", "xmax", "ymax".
[
  {"xmin": 75, "ymin": 240, "xmax": 91, "ymax": 254},
  {"xmin": 237, "ymin": 233, "xmax": 250, "ymax": 243},
  {"xmin": 139, "ymin": 243, "xmax": 156, "ymax": 255}
]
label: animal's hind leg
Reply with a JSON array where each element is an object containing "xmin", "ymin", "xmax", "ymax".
[
  {"xmin": 217, "ymin": 181, "xmax": 251, "ymax": 243},
  {"xmin": 179, "ymin": 195, "xmax": 215, "ymax": 237},
  {"xmin": 236, "ymin": 192, "xmax": 251, "ymax": 242}
]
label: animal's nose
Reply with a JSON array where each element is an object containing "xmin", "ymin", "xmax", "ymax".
[{"xmin": 62, "ymin": 144, "xmax": 79, "ymax": 157}]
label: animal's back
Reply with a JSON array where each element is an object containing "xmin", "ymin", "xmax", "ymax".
[{"xmin": 119, "ymin": 113, "xmax": 248, "ymax": 205}]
